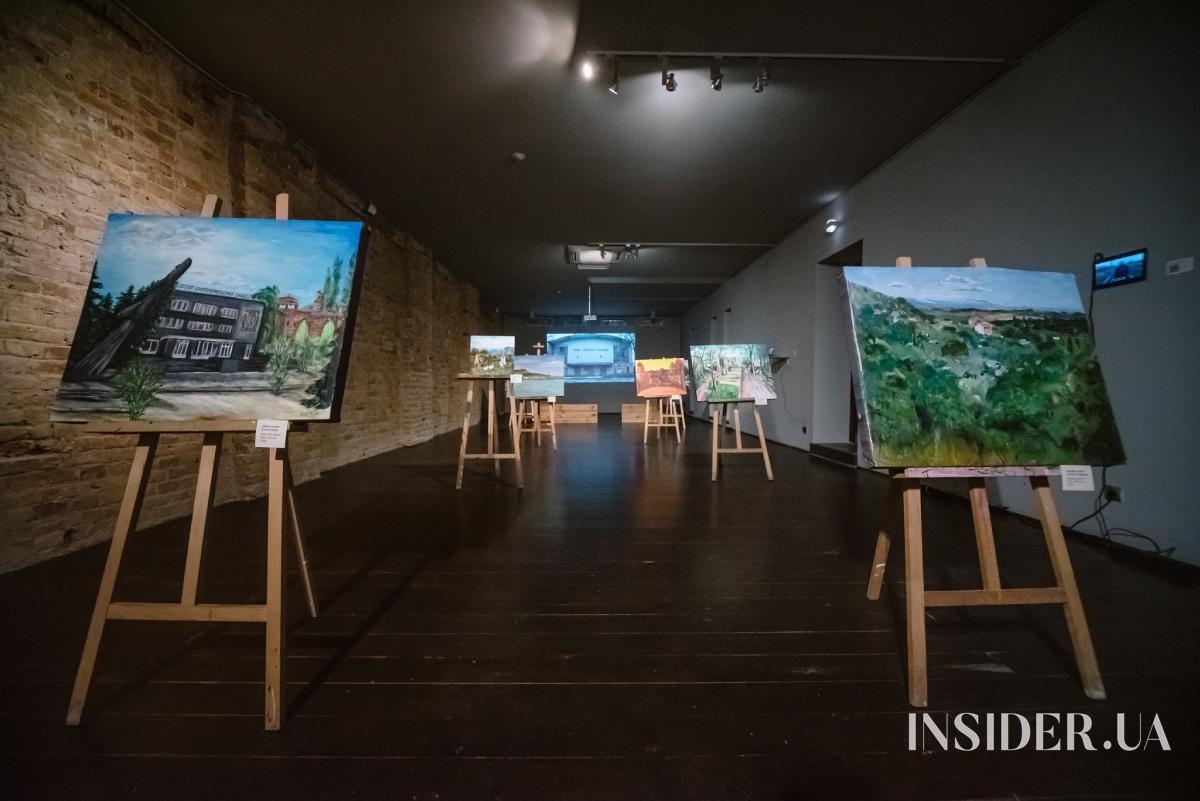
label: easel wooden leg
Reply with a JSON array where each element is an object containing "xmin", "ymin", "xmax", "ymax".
[
  {"xmin": 1031, "ymin": 476, "xmax": 1105, "ymax": 700},
  {"xmin": 549, "ymin": 402, "xmax": 557, "ymax": 450},
  {"xmin": 710, "ymin": 404, "xmax": 722, "ymax": 481},
  {"xmin": 264, "ymin": 447, "xmax": 287, "ymax": 731},
  {"xmin": 456, "ymin": 382, "xmax": 474, "ymax": 490},
  {"xmin": 968, "ymin": 478, "xmax": 1001, "ymax": 590},
  {"xmin": 866, "ymin": 479, "xmax": 899, "ymax": 600},
  {"xmin": 733, "ymin": 405, "xmax": 744, "ymax": 450},
  {"xmin": 67, "ymin": 433, "xmax": 158, "ymax": 726},
  {"xmin": 671, "ymin": 398, "xmax": 682, "ymax": 442},
  {"xmin": 534, "ymin": 401, "xmax": 542, "ymax": 447},
  {"xmin": 285, "ymin": 458, "xmax": 318, "ymax": 618},
  {"xmin": 510, "ymin": 391, "xmax": 524, "ymax": 490},
  {"xmin": 902, "ymin": 478, "xmax": 927, "ymax": 707},
  {"xmin": 752, "ymin": 406, "xmax": 773, "ymax": 480},
  {"xmin": 181, "ymin": 432, "xmax": 221, "ymax": 606},
  {"xmin": 676, "ymin": 397, "xmax": 687, "ymax": 432},
  {"xmin": 488, "ymin": 382, "xmax": 499, "ymax": 476},
  {"xmin": 643, "ymin": 399, "xmax": 651, "ymax": 444}
]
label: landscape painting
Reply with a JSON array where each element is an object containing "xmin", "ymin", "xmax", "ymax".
[
  {"xmin": 843, "ymin": 266, "xmax": 1126, "ymax": 467},
  {"xmin": 689, "ymin": 345, "xmax": 776, "ymax": 404},
  {"xmin": 512, "ymin": 355, "xmax": 565, "ymax": 399},
  {"xmin": 635, "ymin": 357, "xmax": 686, "ymax": 398},
  {"xmin": 51, "ymin": 213, "xmax": 366, "ymax": 423},
  {"xmin": 467, "ymin": 335, "xmax": 515, "ymax": 377}
]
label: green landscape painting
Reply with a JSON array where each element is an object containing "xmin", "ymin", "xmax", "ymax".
[
  {"xmin": 689, "ymin": 344, "xmax": 776, "ymax": 404},
  {"xmin": 843, "ymin": 266, "xmax": 1125, "ymax": 468}
]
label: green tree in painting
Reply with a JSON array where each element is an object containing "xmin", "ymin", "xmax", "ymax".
[
  {"xmin": 66, "ymin": 266, "xmax": 115, "ymax": 366},
  {"xmin": 302, "ymin": 323, "xmax": 341, "ymax": 410},
  {"xmin": 322, "ymin": 257, "xmax": 343, "ymax": 312},
  {"xmin": 252, "ymin": 285, "xmax": 281, "ymax": 348},
  {"xmin": 113, "ymin": 358, "xmax": 162, "ymax": 420}
]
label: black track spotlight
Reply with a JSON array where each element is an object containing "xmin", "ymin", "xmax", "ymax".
[
  {"xmin": 753, "ymin": 58, "xmax": 770, "ymax": 93},
  {"xmin": 660, "ymin": 56, "xmax": 676, "ymax": 92},
  {"xmin": 607, "ymin": 57, "xmax": 619, "ymax": 95},
  {"xmin": 710, "ymin": 57, "xmax": 723, "ymax": 91}
]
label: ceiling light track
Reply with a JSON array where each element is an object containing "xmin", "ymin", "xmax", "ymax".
[{"xmin": 583, "ymin": 50, "xmax": 1011, "ymax": 66}]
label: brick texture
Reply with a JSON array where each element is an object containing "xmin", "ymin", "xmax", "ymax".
[{"xmin": 0, "ymin": 0, "xmax": 487, "ymax": 572}]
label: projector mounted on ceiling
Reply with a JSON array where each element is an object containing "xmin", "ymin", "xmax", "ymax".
[{"xmin": 564, "ymin": 244, "xmax": 639, "ymax": 268}]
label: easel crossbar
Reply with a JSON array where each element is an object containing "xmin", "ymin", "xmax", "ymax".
[
  {"xmin": 107, "ymin": 602, "xmax": 268, "ymax": 623},
  {"xmin": 923, "ymin": 587, "xmax": 1067, "ymax": 607}
]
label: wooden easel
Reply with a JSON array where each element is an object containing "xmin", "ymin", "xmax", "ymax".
[
  {"xmin": 642, "ymin": 397, "xmax": 681, "ymax": 443},
  {"xmin": 709, "ymin": 401, "xmax": 774, "ymax": 481},
  {"xmin": 455, "ymin": 377, "xmax": 523, "ymax": 489},
  {"xmin": 671, "ymin": 395, "xmax": 687, "ymax": 432},
  {"xmin": 66, "ymin": 193, "xmax": 319, "ymax": 731},
  {"xmin": 517, "ymin": 396, "xmax": 557, "ymax": 450},
  {"xmin": 864, "ymin": 257, "xmax": 1104, "ymax": 707}
]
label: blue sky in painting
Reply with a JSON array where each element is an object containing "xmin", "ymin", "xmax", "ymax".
[
  {"xmin": 470, "ymin": 335, "xmax": 514, "ymax": 352},
  {"xmin": 844, "ymin": 267, "xmax": 1084, "ymax": 313},
  {"xmin": 94, "ymin": 214, "xmax": 363, "ymax": 306}
]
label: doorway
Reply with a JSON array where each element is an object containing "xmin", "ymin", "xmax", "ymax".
[{"xmin": 811, "ymin": 239, "xmax": 862, "ymax": 466}]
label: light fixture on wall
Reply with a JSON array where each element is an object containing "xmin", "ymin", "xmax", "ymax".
[
  {"xmin": 580, "ymin": 59, "xmax": 595, "ymax": 80},
  {"xmin": 824, "ymin": 218, "xmax": 841, "ymax": 234},
  {"xmin": 660, "ymin": 56, "xmax": 677, "ymax": 92},
  {"xmin": 752, "ymin": 58, "xmax": 770, "ymax": 93},
  {"xmin": 710, "ymin": 57, "xmax": 723, "ymax": 91},
  {"xmin": 607, "ymin": 57, "xmax": 619, "ymax": 95}
]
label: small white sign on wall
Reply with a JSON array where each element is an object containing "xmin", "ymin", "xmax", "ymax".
[
  {"xmin": 254, "ymin": 419, "xmax": 288, "ymax": 449},
  {"xmin": 1060, "ymin": 465, "xmax": 1095, "ymax": 492}
]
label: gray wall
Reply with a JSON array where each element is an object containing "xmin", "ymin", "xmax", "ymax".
[
  {"xmin": 684, "ymin": 0, "xmax": 1200, "ymax": 563},
  {"xmin": 501, "ymin": 316, "xmax": 683, "ymax": 413}
]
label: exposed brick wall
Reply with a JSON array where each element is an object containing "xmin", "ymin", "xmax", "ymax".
[{"xmin": 0, "ymin": 0, "xmax": 486, "ymax": 572}]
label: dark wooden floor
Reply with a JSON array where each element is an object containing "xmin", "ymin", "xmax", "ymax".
[{"xmin": 1, "ymin": 416, "xmax": 1196, "ymax": 800}]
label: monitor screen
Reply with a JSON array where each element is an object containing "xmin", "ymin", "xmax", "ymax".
[
  {"xmin": 545, "ymin": 333, "xmax": 636, "ymax": 383},
  {"xmin": 1093, "ymin": 249, "xmax": 1147, "ymax": 290}
]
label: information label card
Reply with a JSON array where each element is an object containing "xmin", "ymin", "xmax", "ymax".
[
  {"xmin": 1060, "ymin": 465, "xmax": 1095, "ymax": 492},
  {"xmin": 255, "ymin": 419, "xmax": 288, "ymax": 449}
]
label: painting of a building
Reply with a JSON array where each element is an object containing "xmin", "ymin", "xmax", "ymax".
[{"xmin": 139, "ymin": 284, "xmax": 264, "ymax": 371}]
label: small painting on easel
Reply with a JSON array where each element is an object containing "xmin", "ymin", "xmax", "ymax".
[
  {"xmin": 512, "ymin": 354, "xmax": 565, "ymax": 399},
  {"xmin": 843, "ymin": 266, "xmax": 1126, "ymax": 467},
  {"xmin": 51, "ymin": 214, "xmax": 366, "ymax": 423},
  {"xmin": 468, "ymin": 335, "xmax": 515, "ymax": 377},
  {"xmin": 635, "ymin": 357, "xmax": 686, "ymax": 398},
  {"xmin": 688, "ymin": 344, "xmax": 776, "ymax": 404}
]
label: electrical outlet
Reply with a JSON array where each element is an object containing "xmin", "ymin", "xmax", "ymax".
[
  {"xmin": 1166, "ymin": 256, "xmax": 1193, "ymax": 276},
  {"xmin": 1103, "ymin": 485, "xmax": 1124, "ymax": 503}
]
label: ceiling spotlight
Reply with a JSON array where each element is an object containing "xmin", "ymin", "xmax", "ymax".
[
  {"xmin": 824, "ymin": 219, "xmax": 840, "ymax": 234},
  {"xmin": 710, "ymin": 58, "xmax": 723, "ymax": 91},
  {"xmin": 580, "ymin": 59, "xmax": 595, "ymax": 81},
  {"xmin": 660, "ymin": 56, "xmax": 676, "ymax": 92},
  {"xmin": 753, "ymin": 58, "xmax": 770, "ymax": 93},
  {"xmin": 607, "ymin": 57, "xmax": 619, "ymax": 95}
]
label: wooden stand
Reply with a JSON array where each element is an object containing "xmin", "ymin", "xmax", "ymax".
[
  {"xmin": 671, "ymin": 395, "xmax": 687, "ymax": 432},
  {"xmin": 517, "ymin": 397, "xmax": 557, "ymax": 450},
  {"xmin": 65, "ymin": 194, "xmax": 318, "ymax": 732},
  {"xmin": 455, "ymin": 377, "xmax": 523, "ymax": 489},
  {"xmin": 862, "ymin": 255, "xmax": 1103, "ymax": 707},
  {"xmin": 867, "ymin": 469, "xmax": 1105, "ymax": 707},
  {"xmin": 709, "ymin": 401, "xmax": 773, "ymax": 481},
  {"xmin": 642, "ymin": 397, "xmax": 681, "ymax": 444}
]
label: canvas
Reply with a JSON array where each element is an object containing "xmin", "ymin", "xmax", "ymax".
[
  {"xmin": 512, "ymin": 354, "xmax": 565, "ymax": 399},
  {"xmin": 843, "ymin": 266, "xmax": 1126, "ymax": 467},
  {"xmin": 467, "ymin": 335, "xmax": 515, "ymax": 377},
  {"xmin": 689, "ymin": 345, "xmax": 776, "ymax": 404},
  {"xmin": 635, "ymin": 357, "xmax": 686, "ymax": 398},
  {"xmin": 51, "ymin": 213, "xmax": 365, "ymax": 423}
]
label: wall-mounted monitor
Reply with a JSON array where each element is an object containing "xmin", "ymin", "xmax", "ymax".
[
  {"xmin": 545, "ymin": 333, "xmax": 635, "ymax": 383},
  {"xmin": 1093, "ymin": 248, "xmax": 1147, "ymax": 290}
]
